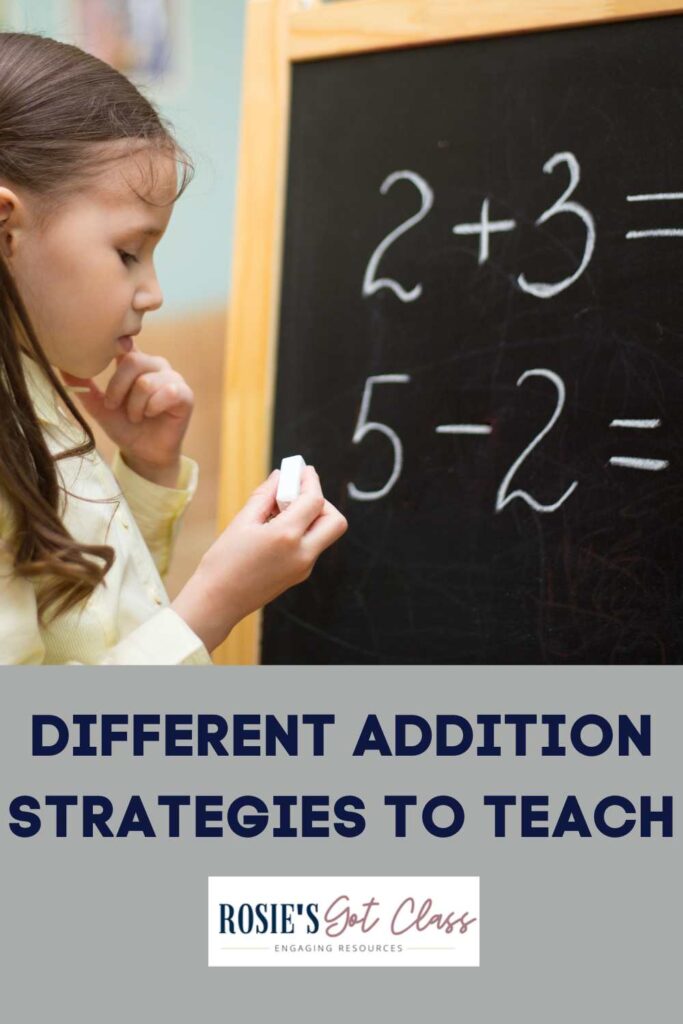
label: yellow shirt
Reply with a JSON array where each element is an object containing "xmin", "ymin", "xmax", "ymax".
[{"xmin": 0, "ymin": 355, "xmax": 212, "ymax": 665}]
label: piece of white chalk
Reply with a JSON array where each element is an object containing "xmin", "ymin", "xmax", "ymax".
[{"xmin": 276, "ymin": 454, "xmax": 306, "ymax": 511}]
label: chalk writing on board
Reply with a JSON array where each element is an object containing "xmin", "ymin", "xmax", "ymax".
[
  {"xmin": 452, "ymin": 197, "xmax": 516, "ymax": 265},
  {"xmin": 355, "ymin": 156, "xmax": 675, "ymax": 510},
  {"xmin": 609, "ymin": 457, "xmax": 669, "ymax": 471},
  {"xmin": 494, "ymin": 369, "xmax": 578, "ymax": 513},
  {"xmin": 362, "ymin": 171, "xmax": 433, "ymax": 303},
  {"xmin": 364, "ymin": 151, "xmax": 598, "ymax": 300},
  {"xmin": 349, "ymin": 370, "xmax": 670, "ymax": 510},
  {"xmin": 347, "ymin": 374, "xmax": 411, "ymax": 501},
  {"xmin": 609, "ymin": 419, "xmax": 661, "ymax": 428},
  {"xmin": 608, "ymin": 419, "xmax": 669, "ymax": 471},
  {"xmin": 435, "ymin": 424, "xmax": 493, "ymax": 436},
  {"xmin": 516, "ymin": 152, "xmax": 595, "ymax": 298},
  {"xmin": 626, "ymin": 192, "xmax": 683, "ymax": 239}
]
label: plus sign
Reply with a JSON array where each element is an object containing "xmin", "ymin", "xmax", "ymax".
[{"xmin": 452, "ymin": 198, "xmax": 517, "ymax": 265}]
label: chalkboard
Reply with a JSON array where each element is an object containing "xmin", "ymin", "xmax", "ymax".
[{"xmin": 263, "ymin": 13, "xmax": 683, "ymax": 664}]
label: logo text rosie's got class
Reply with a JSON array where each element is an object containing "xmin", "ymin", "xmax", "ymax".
[
  {"xmin": 219, "ymin": 895, "xmax": 476, "ymax": 937},
  {"xmin": 208, "ymin": 877, "xmax": 480, "ymax": 967}
]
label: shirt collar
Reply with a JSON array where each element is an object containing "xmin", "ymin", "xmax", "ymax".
[{"xmin": 20, "ymin": 351, "xmax": 63, "ymax": 427}]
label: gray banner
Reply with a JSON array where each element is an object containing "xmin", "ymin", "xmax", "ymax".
[{"xmin": 0, "ymin": 665, "xmax": 679, "ymax": 1021}]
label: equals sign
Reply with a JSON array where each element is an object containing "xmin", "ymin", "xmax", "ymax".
[
  {"xmin": 625, "ymin": 192, "xmax": 683, "ymax": 239},
  {"xmin": 608, "ymin": 418, "xmax": 668, "ymax": 471}
]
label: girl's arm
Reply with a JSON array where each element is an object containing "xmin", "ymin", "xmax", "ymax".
[
  {"xmin": 0, "ymin": 535, "xmax": 211, "ymax": 665},
  {"xmin": 0, "ymin": 541, "xmax": 46, "ymax": 664},
  {"xmin": 110, "ymin": 450, "xmax": 198, "ymax": 580},
  {"xmin": 0, "ymin": 490, "xmax": 210, "ymax": 665},
  {"xmin": 0, "ymin": 467, "xmax": 346, "ymax": 665},
  {"xmin": 171, "ymin": 466, "xmax": 347, "ymax": 654}
]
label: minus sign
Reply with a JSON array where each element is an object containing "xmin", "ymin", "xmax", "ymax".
[
  {"xmin": 609, "ymin": 456, "xmax": 669, "ymax": 471},
  {"xmin": 435, "ymin": 425, "xmax": 492, "ymax": 435}
]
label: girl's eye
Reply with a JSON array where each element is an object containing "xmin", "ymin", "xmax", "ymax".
[{"xmin": 117, "ymin": 250, "xmax": 138, "ymax": 266}]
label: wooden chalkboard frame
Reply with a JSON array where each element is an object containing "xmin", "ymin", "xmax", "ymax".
[{"xmin": 216, "ymin": 0, "xmax": 683, "ymax": 665}]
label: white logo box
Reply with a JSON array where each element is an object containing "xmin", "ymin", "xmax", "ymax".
[{"xmin": 208, "ymin": 876, "xmax": 479, "ymax": 967}]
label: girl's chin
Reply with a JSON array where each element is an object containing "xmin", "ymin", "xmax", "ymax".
[{"xmin": 58, "ymin": 356, "xmax": 111, "ymax": 380}]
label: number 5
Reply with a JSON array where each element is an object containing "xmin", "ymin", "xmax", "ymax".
[{"xmin": 348, "ymin": 374, "xmax": 411, "ymax": 501}]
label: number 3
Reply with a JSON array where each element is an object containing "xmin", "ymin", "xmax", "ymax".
[{"xmin": 517, "ymin": 151, "xmax": 595, "ymax": 299}]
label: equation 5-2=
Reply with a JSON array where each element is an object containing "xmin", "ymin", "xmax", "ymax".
[{"xmin": 347, "ymin": 371, "xmax": 669, "ymax": 511}]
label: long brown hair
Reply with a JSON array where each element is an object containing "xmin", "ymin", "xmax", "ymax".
[{"xmin": 0, "ymin": 31, "xmax": 194, "ymax": 621}]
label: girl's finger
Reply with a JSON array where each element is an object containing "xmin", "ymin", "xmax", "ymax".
[
  {"xmin": 143, "ymin": 379, "xmax": 193, "ymax": 419},
  {"xmin": 237, "ymin": 470, "xmax": 280, "ymax": 525},
  {"xmin": 302, "ymin": 500, "xmax": 348, "ymax": 558},
  {"xmin": 60, "ymin": 372, "xmax": 113, "ymax": 420},
  {"xmin": 123, "ymin": 371, "xmax": 181, "ymax": 424},
  {"xmin": 104, "ymin": 351, "xmax": 169, "ymax": 410},
  {"xmin": 124, "ymin": 373, "xmax": 157, "ymax": 424},
  {"xmin": 276, "ymin": 466, "xmax": 325, "ymax": 532}
]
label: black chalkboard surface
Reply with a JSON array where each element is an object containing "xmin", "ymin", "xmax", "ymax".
[{"xmin": 263, "ymin": 14, "xmax": 683, "ymax": 664}]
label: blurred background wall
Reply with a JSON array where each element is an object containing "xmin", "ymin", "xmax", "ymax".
[{"xmin": 0, "ymin": 0, "xmax": 249, "ymax": 597}]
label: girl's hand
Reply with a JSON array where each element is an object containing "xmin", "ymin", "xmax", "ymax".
[
  {"xmin": 61, "ymin": 342, "xmax": 194, "ymax": 487},
  {"xmin": 171, "ymin": 465, "xmax": 348, "ymax": 652}
]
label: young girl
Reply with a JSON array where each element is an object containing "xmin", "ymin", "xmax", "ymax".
[{"xmin": 0, "ymin": 32, "xmax": 347, "ymax": 665}]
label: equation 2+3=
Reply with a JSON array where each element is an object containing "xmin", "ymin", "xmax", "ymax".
[{"xmin": 362, "ymin": 151, "xmax": 683, "ymax": 302}]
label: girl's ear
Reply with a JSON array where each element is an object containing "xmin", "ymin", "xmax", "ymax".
[{"xmin": 0, "ymin": 187, "xmax": 25, "ymax": 259}]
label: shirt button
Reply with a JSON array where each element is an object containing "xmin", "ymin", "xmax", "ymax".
[{"xmin": 121, "ymin": 517, "xmax": 130, "ymax": 530}]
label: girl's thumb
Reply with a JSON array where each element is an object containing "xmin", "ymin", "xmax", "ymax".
[
  {"xmin": 60, "ymin": 372, "xmax": 111, "ymax": 424},
  {"xmin": 241, "ymin": 469, "xmax": 280, "ymax": 523}
]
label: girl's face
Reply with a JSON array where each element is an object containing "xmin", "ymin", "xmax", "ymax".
[{"xmin": 0, "ymin": 144, "xmax": 176, "ymax": 378}]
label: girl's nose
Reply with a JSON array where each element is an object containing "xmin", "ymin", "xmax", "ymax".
[{"xmin": 134, "ymin": 271, "xmax": 164, "ymax": 313}]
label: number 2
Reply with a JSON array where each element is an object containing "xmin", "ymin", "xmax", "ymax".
[
  {"xmin": 496, "ymin": 368, "xmax": 578, "ymax": 513},
  {"xmin": 362, "ymin": 171, "xmax": 433, "ymax": 303}
]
